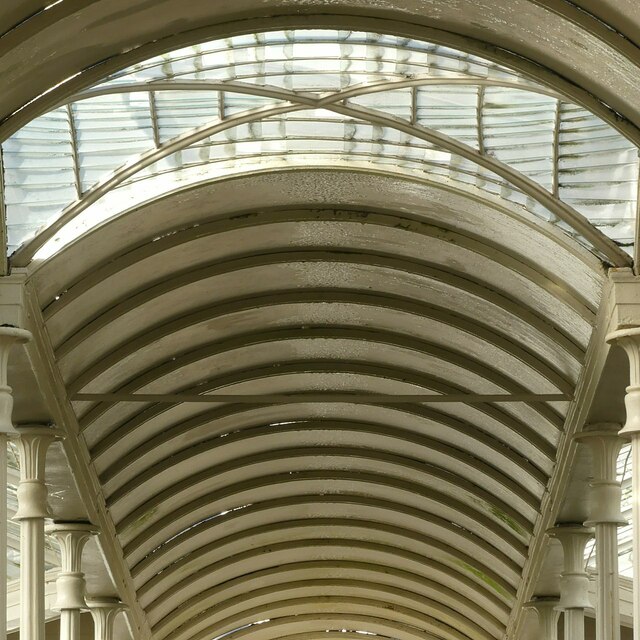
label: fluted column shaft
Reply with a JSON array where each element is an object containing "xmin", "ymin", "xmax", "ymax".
[
  {"xmin": 46, "ymin": 523, "xmax": 98, "ymax": 640},
  {"xmin": 547, "ymin": 525, "xmax": 593, "ymax": 640},
  {"xmin": 576, "ymin": 423, "xmax": 626, "ymax": 640},
  {"xmin": 0, "ymin": 327, "xmax": 31, "ymax": 640},
  {"xmin": 14, "ymin": 426, "xmax": 60, "ymax": 640},
  {"xmin": 607, "ymin": 328, "xmax": 640, "ymax": 640}
]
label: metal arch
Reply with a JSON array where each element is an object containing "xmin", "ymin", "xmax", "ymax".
[
  {"xmin": 41, "ymin": 206, "xmax": 597, "ymax": 324},
  {"xmin": 161, "ymin": 598, "xmax": 479, "ymax": 640},
  {"xmin": 132, "ymin": 516, "xmax": 518, "ymax": 604},
  {"xmin": 68, "ymin": 304, "xmax": 574, "ymax": 397},
  {"xmin": 151, "ymin": 594, "xmax": 488, "ymax": 640},
  {"xmin": 95, "ymin": 395, "xmax": 555, "ymax": 487},
  {"xmin": 153, "ymin": 577, "xmax": 501, "ymax": 640},
  {"xmin": 85, "ymin": 328, "xmax": 560, "ymax": 474},
  {"xmin": 78, "ymin": 353, "xmax": 558, "ymax": 492},
  {"xmin": 81, "ymin": 358, "xmax": 565, "ymax": 463},
  {"xmin": 142, "ymin": 540, "xmax": 509, "ymax": 628},
  {"xmin": 1, "ymin": 10, "xmax": 639, "ymax": 149},
  {"xmin": 119, "ymin": 457, "xmax": 531, "ymax": 567},
  {"xmin": 149, "ymin": 565, "xmax": 504, "ymax": 639},
  {"xmin": 130, "ymin": 483, "xmax": 526, "ymax": 606},
  {"xmin": 76, "ymin": 291, "xmax": 568, "ymax": 455},
  {"xmin": 111, "ymin": 439, "xmax": 540, "ymax": 538},
  {"xmin": 110, "ymin": 441, "xmax": 534, "ymax": 555},
  {"xmin": 128, "ymin": 473, "xmax": 530, "ymax": 584},
  {"xmin": 10, "ymin": 79, "xmax": 631, "ymax": 267},
  {"xmin": 54, "ymin": 248, "xmax": 589, "ymax": 364}
]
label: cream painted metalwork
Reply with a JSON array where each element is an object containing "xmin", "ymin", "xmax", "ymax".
[
  {"xmin": 3, "ymin": 6, "xmax": 640, "ymax": 640},
  {"xmin": 16, "ymin": 165, "xmax": 604, "ymax": 640}
]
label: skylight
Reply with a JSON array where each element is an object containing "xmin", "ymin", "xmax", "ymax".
[{"xmin": 2, "ymin": 30, "xmax": 636, "ymax": 266}]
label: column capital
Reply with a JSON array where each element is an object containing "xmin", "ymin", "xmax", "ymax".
[
  {"xmin": 0, "ymin": 326, "xmax": 31, "ymax": 434},
  {"xmin": 524, "ymin": 598, "xmax": 560, "ymax": 639},
  {"xmin": 547, "ymin": 524, "xmax": 593, "ymax": 610},
  {"xmin": 607, "ymin": 328, "xmax": 640, "ymax": 436},
  {"xmin": 13, "ymin": 425, "xmax": 62, "ymax": 520},
  {"xmin": 576, "ymin": 423, "xmax": 627, "ymax": 525},
  {"xmin": 45, "ymin": 522, "xmax": 98, "ymax": 612}
]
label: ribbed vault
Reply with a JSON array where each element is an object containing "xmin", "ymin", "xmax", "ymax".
[
  {"xmin": 19, "ymin": 159, "xmax": 608, "ymax": 640},
  {"xmin": 4, "ymin": 13, "xmax": 638, "ymax": 640}
]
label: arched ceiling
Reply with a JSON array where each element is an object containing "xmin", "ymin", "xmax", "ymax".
[
  {"xmin": 24, "ymin": 167, "xmax": 605, "ymax": 640},
  {"xmin": 3, "ymin": 7, "xmax": 635, "ymax": 640}
]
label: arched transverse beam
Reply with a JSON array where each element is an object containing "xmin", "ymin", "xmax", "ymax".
[
  {"xmin": 94, "ymin": 366, "xmax": 555, "ymax": 485},
  {"xmin": 82, "ymin": 334, "xmax": 556, "ymax": 480},
  {"xmin": 117, "ymin": 487, "xmax": 524, "ymax": 585},
  {"xmin": 127, "ymin": 521, "xmax": 514, "ymax": 620},
  {"xmin": 126, "ymin": 511, "xmax": 517, "ymax": 605},
  {"xmin": 51, "ymin": 246, "xmax": 593, "ymax": 361},
  {"xmin": 151, "ymin": 568, "xmax": 504, "ymax": 640},
  {"xmin": 116, "ymin": 456, "xmax": 531, "ymax": 562},
  {"xmin": 103, "ymin": 414, "xmax": 546, "ymax": 515},
  {"xmin": 29, "ymin": 170, "xmax": 602, "ymax": 310},
  {"xmin": 125, "ymin": 469, "xmax": 529, "ymax": 583},
  {"xmin": 11, "ymin": 78, "xmax": 630, "ymax": 266},
  {"xmin": 70, "ymin": 324, "xmax": 575, "ymax": 411},
  {"xmin": 40, "ymin": 207, "xmax": 596, "ymax": 322},
  {"xmin": 157, "ymin": 582, "xmax": 497, "ymax": 640},
  {"xmin": 81, "ymin": 358, "xmax": 565, "ymax": 453},
  {"xmin": 150, "ymin": 594, "xmax": 485, "ymax": 640},
  {"xmin": 138, "ymin": 535, "xmax": 515, "ymax": 617},
  {"xmin": 86, "ymin": 358, "xmax": 561, "ymax": 473},
  {"xmin": 173, "ymin": 608, "xmax": 470, "ymax": 640},
  {"xmin": 56, "ymin": 252, "xmax": 587, "ymax": 380}
]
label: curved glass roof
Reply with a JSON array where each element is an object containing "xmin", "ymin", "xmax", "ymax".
[{"xmin": 1, "ymin": 30, "xmax": 637, "ymax": 265}]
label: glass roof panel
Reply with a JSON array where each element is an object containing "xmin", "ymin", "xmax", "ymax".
[{"xmin": 2, "ymin": 29, "xmax": 636, "ymax": 264}]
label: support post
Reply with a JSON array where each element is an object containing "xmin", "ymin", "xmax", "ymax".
[
  {"xmin": 87, "ymin": 599, "xmax": 126, "ymax": 640},
  {"xmin": 576, "ymin": 423, "xmax": 627, "ymax": 640},
  {"xmin": 607, "ymin": 327, "xmax": 640, "ymax": 640},
  {"xmin": 14, "ymin": 425, "xmax": 60, "ymax": 640},
  {"xmin": 524, "ymin": 598, "xmax": 561, "ymax": 640},
  {"xmin": 0, "ymin": 327, "xmax": 31, "ymax": 640},
  {"xmin": 46, "ymin": 522, "xmax": 99, "ymax": 640},
  {"xmin": 547, "ymin": 524, "xmax": 594, "ymax": 640}
]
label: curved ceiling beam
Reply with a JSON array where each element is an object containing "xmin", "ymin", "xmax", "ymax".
[
  {"xmin": 88, "ymin": 331, "xmax": 558, "ymax": 476},
  {"xmin": 116, "ymin": 460, "xmax": 529, "ymax": 562},
  {"xmin": 150, "ymin": 569, "xmax": 504, "ymax": 640},
  {"xmin": 114, "ymin": 465, "xmax": 530, "ymax": 565},
  {"xmin": 69, "ymin": 76, "xmax": 562, "ymax": 104},
  {"xmin": 125, "ymin": 514, "xmax": 515, "ymax": 608},
  {"xmin": 54, "ymin": 249, "xmax": 588, "ymax": 364},
  {"xmin": 11, "ymin": 79, "xmax": 628, "ymax": 266},
  {"xmin": 150, "ymin": 594, "xmax": 485, "ymax": 640},
  {"xmin": 80, "ymin": 359, "xmax": 565, "ymax": 465},
  {"xmin": 42, "ymin": 207, "xmax": 596, "ymax": 322},
  {"xmin": 68, "ymin": 320, "xmax": 575, "ymax": 405},
  {"xmin": 169, "ymin": 604, "xmax": 475, "ymax": 640},
  {"xmin": 113, "ymin": 440, "xmax": 539, "ymax": 542},
  {"xmin": 75, "ymin": 329, "xmax": 569, "ymax": 446},
  {"xmin": 137, "ymin": 533, "xmax": 516, "ymax": 616},
  {"xmin": 95, "ymin": 397, "xmax": 555, "ymax": 486},
  {"xmin": 128, "ymin": 473, "xmax": 530, "ymax": 585}
]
